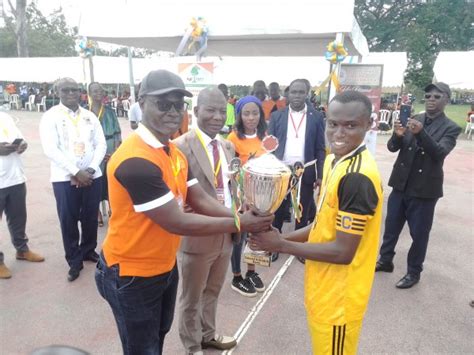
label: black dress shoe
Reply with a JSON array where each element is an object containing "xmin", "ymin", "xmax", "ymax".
[
  {"xmin": 375, "ymin": 260, "xmax": 394, "ymax": 273},
  {"xmin": 396, "ymin": 273, "xmax": 420, "ymax": 289},
  {"xmin": 67, "ymin": 265, "xmax": 83, "ymax": 282},
  {"xmin": 83, "ymin": 251, "xmax": 99, "ymax": 263},
  {"xmin": 271, "ymin": 252, "xmax": 279, "ymax": 262},
  {"xmin": 296, "ymin": 256, "xmax": 306, "ymax": 264}
]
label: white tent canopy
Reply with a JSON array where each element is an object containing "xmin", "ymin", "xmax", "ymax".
[
  {"xmin": 433, "ymin": 51, "xmax": 474, "ymax": 90},
  {"xmin": 0, "ymin": 53, "xmax": 407, "ymax": 88},
  {"xmin": 79, "ymin": 0, "xmax": 369, "ymax": 57}
]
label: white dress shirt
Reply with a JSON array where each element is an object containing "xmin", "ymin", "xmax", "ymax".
[
  {"xmin": 0, "ymin": 112, "xmax": 26, "ymax": 189},
  {"xmin": 195, "ymin": 127, "xmax": 232, "ymax": 208},
  {"xmin": 283, "ymin": 104, "xmax": 307, "ymax": 165},
  {"xmin": 40, "ymin": 102, "xmax": 107, "ymax": 182},
  {"xmin": 129, "ymin": 102, "xmax": 142, "ymax": 123}
]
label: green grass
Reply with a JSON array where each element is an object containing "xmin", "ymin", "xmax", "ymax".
[{"xmin": 413, "ymin": 103, "xmax": 470, "ymax": 129}]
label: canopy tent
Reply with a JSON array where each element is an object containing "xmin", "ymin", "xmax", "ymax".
[
  {"xmin": 0, "ymin": 54, "xmax": 406, "ymax": 89},
  {"xmin": 79, "ymin": 0, "xmax": 369, "ymax": 57},
  {"xmin": 433, "ymin": 51, "xmax": 474, "ymax": 90}
]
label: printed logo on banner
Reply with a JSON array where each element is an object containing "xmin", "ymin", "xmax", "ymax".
[{"xmin": 178, "ymin": 62, "xmax": 214, "ymax": 87}]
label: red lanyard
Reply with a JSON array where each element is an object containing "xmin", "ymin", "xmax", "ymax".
[{"xmin": 289, "ymin": 111, "xmax": 306, "ymax": 138}]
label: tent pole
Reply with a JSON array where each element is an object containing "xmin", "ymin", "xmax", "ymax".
[
  {"xmin": 88, "ymin": 56, "xmax": 95, "ymax": 83},
  {"xmin": 128, "ymin": 47, "xmax": 135, "ymax": 103}
]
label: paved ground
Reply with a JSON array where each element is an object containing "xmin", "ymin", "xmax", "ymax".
[{"xmin": 0, "ymin": 110, "xmax": 473, "ymax": 355}]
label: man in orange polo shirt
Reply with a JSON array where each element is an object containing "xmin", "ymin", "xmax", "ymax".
[
  {"xmin": 95, "ymin": 70, "xmax": 272, "ymax": 355},
  {"xmin": 262, "ymin": 82, "xmax": 286, "ymax": 120}
]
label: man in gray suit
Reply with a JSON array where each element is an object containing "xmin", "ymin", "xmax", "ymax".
[{"xmin": 174, "ymin": 88, "xmax": 237, "ymax": 354}]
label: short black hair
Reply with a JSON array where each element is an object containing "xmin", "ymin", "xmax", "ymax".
[
  {"xmin": 217, "ymin": 83, "xmax": 228, "ymax": 91},
  {"xmin": 252, "ymin": 80, "xmax": 266, "ymax": 89},
  {"xmin": 269, "ymin": 82, "xmax": 279, "ymax": 88},
  {"xmin": 330, "ymin": 91, "xmax": 372, "ymax": 119},
  {"xmin": 289, "ymin": 79, "xmax": 309, "ymax": 93},
  {"xmin": 234, "ymin": 104, "xmax": 267, "ymax": 141}
]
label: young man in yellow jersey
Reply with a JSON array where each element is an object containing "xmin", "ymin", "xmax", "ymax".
[{"xmin": 252, "ymin": 90, "xmax": 383, "ymax": 355}]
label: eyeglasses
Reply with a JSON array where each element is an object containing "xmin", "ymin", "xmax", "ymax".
[
  {"xmin": 424, "ymin": 93, "xmax": 443, "ymax": 100},
  {"xmin": 151, "ymin": 99, "xmax": 189, "ymax": 112},
  {"xmin": 60, "ymin": 87, "xmax": 80, "ymax": 94}
]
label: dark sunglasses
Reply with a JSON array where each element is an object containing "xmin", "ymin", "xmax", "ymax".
[
  {"xmin": 61, "ymin": 87, "xmax": 80, "ymax": 94},
  {"xmin": 424, "ymin": 93, "xmax": 443, "ymax": 100},
  {"xmin": 151, "ymin": 99, "xmax": 189, "ymax": 112}
]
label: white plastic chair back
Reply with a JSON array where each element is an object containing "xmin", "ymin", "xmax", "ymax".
[
  {"xmin": 379, "ymin": 109, "xmax": 391, "ymax": 124},
  {"xmin": 392, "ymin": 110, "xmax": 400, "ymax": 125},
  {"xmin": 9, "ymin": 94, "xmax": 20, "ymax": 110},
  {"xmin": 37, "ymin": 96, "xmax": 47, "ymax": 112},
  {"xmin": 468, "ymin": 114, "xmax": 474, "ymax": 139},
  {"xmin": 25, "ymin": 95, "xmax": 35, "ymax": 111}
]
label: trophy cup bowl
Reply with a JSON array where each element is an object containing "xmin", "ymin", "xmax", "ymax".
[
  {"xmin": 242, "ymin": 154, "xmax": 291, "ymax": 215},
  {"xmin": 241, "ymin": 154, "xmax": 292, "ymax": 266}
]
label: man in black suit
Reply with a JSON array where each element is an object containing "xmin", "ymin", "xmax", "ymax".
[
  {"xmin": 268, "ymin": 79, "xmax": 326, "ymax": 238},
  {"xmin": 376, "ymin": 82, "xmax": 462, "ymax": 289}
]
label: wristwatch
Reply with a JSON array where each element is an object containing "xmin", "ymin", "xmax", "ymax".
[{"xmin": 86, "ymin": 168, "xmax": 96, "ymax": 175}]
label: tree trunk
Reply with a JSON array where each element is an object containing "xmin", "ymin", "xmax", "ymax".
[{"xmin": 15, "ymin": 0, "xmax": 28, "ymax": 57}]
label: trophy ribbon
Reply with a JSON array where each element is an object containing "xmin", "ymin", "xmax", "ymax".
[
  {"xmin": 288, "ymin": 161, "xmax": 305, "ymax": 223},
  {"xmin": 228, "ymin": 157, "xmax": 243, "ymax": 231}
]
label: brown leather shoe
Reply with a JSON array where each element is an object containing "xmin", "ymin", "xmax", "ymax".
[
  {"xmin": 16, "ymin": 250, "xmax": 45, "ymax": 262},
  {"xmin": 201, "ymin": 334, "xmax": 237, "ymax": 350},
  {"xmin": 0, "ymin": 263, "xmax": 12, "ymax": 279}
]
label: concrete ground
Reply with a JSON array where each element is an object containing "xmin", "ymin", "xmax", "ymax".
[{"xmin": 0, "ymin": 110, "xmax": 473, "ymax": 355}]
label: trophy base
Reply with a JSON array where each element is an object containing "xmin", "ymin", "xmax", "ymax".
[{"xmin": 243, "ymin": 244, "xmax": 271, "ymax": 267}]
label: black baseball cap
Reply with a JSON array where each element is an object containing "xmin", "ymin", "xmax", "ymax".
[
  {"xmin": 139, "ymin": 70, "xmax": 192, "ymax": 98},
  {"xmin": 424, "ymin": 82, "xmax": 451, "ymax": 98}
]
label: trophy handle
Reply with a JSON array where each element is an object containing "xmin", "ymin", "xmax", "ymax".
[{"xmin": 228, "ymin": 157, "xmax": 243, "ymax": 227}]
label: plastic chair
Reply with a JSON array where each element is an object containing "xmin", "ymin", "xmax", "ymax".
[
  {"xmin": 9, "ymin": 94, "xmax": 20, "ymax": 110},
  {"xmin": 467, "ymin": 114, "xmax": 474, "ymax": 140},
  {"xmin": 122, "ymin": 99, "xmax": 131, "ymax": 118},
  {"xmin": 391, "ymin": 110, "xmax": 400, "ymax": 126},
  {"xmin": 25, "ymin": 95, "xmax": 35, "ymax": 111},
  {"xmin": 377, "ymin": 109, "xmax": 392, "ymax": 134},
  {"xmin": 37, "ymin": 96, "xmax": 47, "ymax": 112}
]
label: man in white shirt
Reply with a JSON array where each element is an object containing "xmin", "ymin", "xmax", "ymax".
[
  {"xmin": 40, "ymin": 78, "xmax": 106, "ymax": 282},
  {"xmin": 268, "ymin": 78, "xmax": 326, "ymax": 233},
  {"xmin": 0, "ymin": 112, "xmax": 45, "ymax": 279},
  {"xmin": 128, "ymin": 101, "xmax": 142, "ymax": 130}
]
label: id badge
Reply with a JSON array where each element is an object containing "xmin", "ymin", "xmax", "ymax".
[
  {"xmin": 73, "ymin": 141, "xmax": 85, "ymax": 157},
  {"xmin": 216, "ymin": 188, "xmax": 225, "ymax": 205}
]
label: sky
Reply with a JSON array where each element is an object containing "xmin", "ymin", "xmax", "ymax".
[{"xmin": 35, "ymin": 0, "xmax": 100, "ymax": 27}]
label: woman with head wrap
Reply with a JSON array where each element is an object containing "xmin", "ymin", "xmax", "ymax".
[{"xmin": 228, "ymin": 96, "xmax": 268, "ymax": 297}]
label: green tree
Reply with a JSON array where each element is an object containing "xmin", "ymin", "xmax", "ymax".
[
  {"xmin": 95, "ymin": 46, "xmax": 156, "ymax": 58},
  {"xmin": 1, "ymin": 0, "xmax": 29, "ymax": 56},
  {"xmin": 0, "ymin": 2, "xmax": 76, "ymax": 57},
  {"xmin": 355, "ymin": 0, "xmax": 473, "ymax": 90}
]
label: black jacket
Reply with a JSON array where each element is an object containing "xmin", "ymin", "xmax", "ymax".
[
  {"xmin": 387, "ymin": 112, "xmax": 461, "ymax": 198},
  {"xmin": 268, "ymin": 106, "xmax": 326, "ymax": 185}
]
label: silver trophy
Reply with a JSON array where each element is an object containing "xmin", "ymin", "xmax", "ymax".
[
  {"xmin": 241, "ymin": 153, "xmax": 292, "ymax": 266},
  {"xmin": 228, "ymin": 136, "xmax": 304, "ymax": 267}
]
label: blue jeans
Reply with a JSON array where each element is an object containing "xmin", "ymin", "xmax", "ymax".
[
  {"xmin": 231, "ymin": 232, "xmax": 247, "ymax": 274},
  {"xmin": 95, "ymin": 253, "xmax": 179, "ymax": 355}
]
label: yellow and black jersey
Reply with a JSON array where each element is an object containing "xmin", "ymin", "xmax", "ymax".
[{"xmin": 304, "ymin": 145, "xmax": 383, "ymax": 325}]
